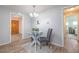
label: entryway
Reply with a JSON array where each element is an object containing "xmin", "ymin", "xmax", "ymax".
[
  {"xmin": 11, "ymin": 15, "xmax": 22, "ymax": 42},
  {"xmin": 64, "ymin": 6, "xmax": 79, "ymax": 52}
]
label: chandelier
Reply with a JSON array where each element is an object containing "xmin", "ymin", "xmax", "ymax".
[{"xmin": 29, "ymin": 5, "xmax": 39, "ymax": 18}]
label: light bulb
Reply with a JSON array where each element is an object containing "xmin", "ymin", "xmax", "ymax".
[
  {"xmin": 34, "ymin": 12, "xmax": 39, "ymax": 17},
  {"xmin": 29, "ymin": 13, "xmax": 33, "ymax": 17},
  {"xmin": 30, "ymin": 12, "xmax": 39, "ymax": 17}
]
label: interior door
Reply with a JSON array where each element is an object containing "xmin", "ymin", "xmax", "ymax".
[{"xmin": 11, "ymin": 20, "xmax": 19, "ymax": 34}]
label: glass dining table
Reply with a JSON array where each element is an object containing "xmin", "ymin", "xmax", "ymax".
[{"xmin": 29, "ymin": 31, "xmax": 42, "ymax": 52}]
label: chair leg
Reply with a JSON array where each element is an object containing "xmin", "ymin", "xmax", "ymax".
[
  {"xmin": 46, "ymin": 42, "xmax": 48, "ymax": 45},
  {"xmin": 40, "ymin": 45, "xmax": 42, "ymax": 49},
  {"xmin": 40, "ymin": 46, "xmax": 41, "ymax": 49},
  {"xmin": 48, "ymin": 43, "xmax": 51, "ymax": 48}
]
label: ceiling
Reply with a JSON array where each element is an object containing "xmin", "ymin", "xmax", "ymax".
[
  {"xmin": 64, "ymin": 6, "xmax": 79, "ymax": 14},
  {"xmin": 1, "ymin": 5, "xmax": 72, "ymax": 14}
]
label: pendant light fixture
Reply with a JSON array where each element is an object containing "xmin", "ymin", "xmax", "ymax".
[{"xmin": 29, "ymin": 5, "xmax": 39, "ymax": 18}]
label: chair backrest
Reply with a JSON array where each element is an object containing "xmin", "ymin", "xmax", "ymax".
[{"xmin": 47, "ymin": 28, "xmax": 52, "ymax": 41}]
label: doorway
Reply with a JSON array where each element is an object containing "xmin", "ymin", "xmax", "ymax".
[
  {"xmin": 64, "ymin": 6, "xmax": 79, "ymax": 52},
  {"xmin": 11, "ymin": 16, "xmax": 22, "ymax": 42}
]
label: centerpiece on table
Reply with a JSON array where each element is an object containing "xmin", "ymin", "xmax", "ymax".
[
  {"xmin": 32, "ymin": 28, "xmax": 39, "ymax": 32},
  {"xmin": 32, "ymin": 28, "xmax": 39, "ymax": 36}
]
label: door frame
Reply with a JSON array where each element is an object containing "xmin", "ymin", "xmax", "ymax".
[{"xmin": 10, "ymin": 12, "xmax": 24, "ymax": 43}]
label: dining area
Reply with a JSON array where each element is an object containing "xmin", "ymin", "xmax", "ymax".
[
  {"xmin": 28, "ymin": 27, "xmax": 53, "ymax": 53},
  {"xmin": 0, "ymin": 5, "xmax": 66, "ymax": 53}
]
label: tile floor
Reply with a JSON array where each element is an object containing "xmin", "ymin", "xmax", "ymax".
[{"xmin": 0, "ymin": 34, "xmax": 79, "ymax": 53}]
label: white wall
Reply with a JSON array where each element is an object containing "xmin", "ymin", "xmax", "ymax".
[
  {"xmin": 0, "ymin": 7, "xmax": 11, "ymax": 45},
  {"xmin": 36, "ymin": 7, "xmax": 64, "ymax": 47},
  {"xmin": 23, "ymin": 14, "xmax": 32, "ymax": 39},
  {"xmin": 0, "ymin": 7, "xmax": 32, "ymax": 45}
]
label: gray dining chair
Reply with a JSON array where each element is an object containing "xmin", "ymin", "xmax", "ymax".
[{"xmin": 38, "ymin": 28, "xmax": 52, "ymax": 49}]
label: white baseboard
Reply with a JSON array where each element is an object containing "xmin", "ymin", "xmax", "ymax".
[
  {"xmin": 23, "ymin": 36, "xmax": 31, "ymax": 39},
  {"xmin": 51, "ymin": 42, "xmax": 64, "ymax": 47},
  {"xmin": 0, "ymin": 41, "xmax": 10, "ymax": 46}
]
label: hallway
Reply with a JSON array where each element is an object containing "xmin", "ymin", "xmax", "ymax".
[
  {"xmin": 65, "ymin": 38, "xmax": 79, "ymax": 53},
  {"xmin": 11, "ymin": 34, "xmax": 22, "ymax": 42}
]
